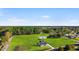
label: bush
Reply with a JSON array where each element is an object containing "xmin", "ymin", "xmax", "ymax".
[
  {"xmin": 0, "ymin": 40, "xmax": 2, "ymax": 45},
  {"xmin": 64, "ymin": 45, "xmax": 72, "ymax": 51},
  {"xmin": 47, "ymin": 35, "xmax": 55, "ymax": 38},
  {"xmin": 75, "ymin": 37, "xmax": 79, "ymax": 40},
  {"xmin": 14, "ymin": 45, "xmax": 26, "ymax": 51},
  {"xmin": 75, "ymin": 46, "xmax": 79, "ymax": 51},
  {"xmin": 58, "ymin": 47, "xmax": 64, "ymax": 51},
  {"xmin": 42, "ymin": 29, "xmax": 49, "ymax": 33},
  {"xmin": 47, "ymin": 33, "xmax": 61, "ymax": 38},
  {"xmin": 71, "ymin": 44, "xmax": 75, "ymax": 49}
]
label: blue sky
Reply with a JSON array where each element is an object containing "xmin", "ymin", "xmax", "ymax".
[{"xmin": 0, "ymin": 8, "xmax": 79, "ymax": 26}]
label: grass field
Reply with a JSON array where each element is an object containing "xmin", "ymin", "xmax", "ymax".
[{"xmin": 8, "ymin": 34, "xmax": 76, "ymax": 51}]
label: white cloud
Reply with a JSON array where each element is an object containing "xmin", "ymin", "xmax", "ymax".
[
  {"xmin": 1, "ymin": 16, "xmax": 79, "ymax": 26},
  {"xmin": 0, "ymin": 17, "xmax": 29, "ymax": 26},
  {"xmin": 8, "ymin": 17, "xmax": 26, "ymax": 22},
  {"xmin": 56, "ymin": 19, "xmax": 79, "ymax": 26},
  {"xmin": 70, "ymin": 19, "xmax": 79, "ymax": 23},
  {"xmin": 41, "ymin": 15, "xmax": 50, "ymax": 18}
]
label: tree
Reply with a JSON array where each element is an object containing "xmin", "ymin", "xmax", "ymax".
[
  {"xmin": 64, "ymin": 45, "xmax": 72, "ymax": 51},
  {"xmin": 42, "ymin": 29, "xmax": 50, "ymax": 33},
  {"xmin": 4, "ymin": 31, "xmax": 12, "ymax": 42},
  {"xmin": 14, "ymin": 45, "xmax": 25, "ymax": 51}
]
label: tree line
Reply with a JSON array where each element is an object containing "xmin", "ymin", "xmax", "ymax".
[{"xmin": 0, "ymin": 26, "xmax": 79, "ymax": 36}]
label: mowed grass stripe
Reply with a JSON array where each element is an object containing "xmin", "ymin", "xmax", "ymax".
[{"xmin": 8, "ymin": 34, "xmax": 76, "ymax": 51}]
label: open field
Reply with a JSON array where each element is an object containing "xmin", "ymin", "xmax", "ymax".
[
  {"xmin": 45, "ymin": 38, "xmax": 76, "ymax": 48},
  {"xmin": 8, "ymin": 34, "xmax": 76, "ymax": 51}
]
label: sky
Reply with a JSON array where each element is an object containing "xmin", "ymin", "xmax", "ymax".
[{"xmin": 0, "ymin": 8, "xmax": 79, "ymax": 26}]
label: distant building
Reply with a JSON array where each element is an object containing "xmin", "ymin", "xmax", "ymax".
[
  {"xmin": 76, "ymin": 32, "xmax": 79, "ymax": 35},
  {"xmin": 38, "ymin": 36, "xmax": 47, "ymax": 46},
  {"xmin": 39, "ymin": 36, "xmax": 47, "ymax": 39},
  {"xmin": 65, "ymin": 31, "xmax": 77, "ymax": 39},
  {"xmin": 38, "ymin": 41, "xmax": 47, "ymax": 47}
]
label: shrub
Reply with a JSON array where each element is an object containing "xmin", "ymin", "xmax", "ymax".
[
  {"xmin": 71, "ymin": 44, "xmax": 75, "ymax": 49},
  {"xmin": 58, "ymin": 47, "xmax": 64, "ymax": 51},
  {"xmin": 47, "ymin": 33, "xmax": 61, "ymax": 38},
  {"xmin": 14, "ymin": 45, "xmax": 26, "ymax": 51},
  {"xmin": 64, "ymin": 45, "xmax": 72, "ymax": 51},
  {"xmin": 42, "ymin": 29, "xmax": 49, "ymax": 33}
]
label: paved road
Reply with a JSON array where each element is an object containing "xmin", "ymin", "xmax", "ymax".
[
  {"xmin": 1, "ymin": 36, "xmax": 14, "ymax": 51},
  {"xmin": 46, "ymin": 44, "xmax": 54, "ymax": 49}
]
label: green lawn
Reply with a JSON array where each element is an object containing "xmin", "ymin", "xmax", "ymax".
[
  {"xmin": 45, "ymin": 38, "xmax": 76, "ymax": 48},
  {"xmin": 8, "ymin": 34, "xmax": 76, "ymax": 51}
]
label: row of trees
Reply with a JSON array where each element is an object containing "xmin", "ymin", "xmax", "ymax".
[
  {"xmin": 0, "ymin": 26, "xmax": 79, "ymax": 36},
  {"xmin": 9, "ymin": 26, "xmax": 79, "ymax": 34}
]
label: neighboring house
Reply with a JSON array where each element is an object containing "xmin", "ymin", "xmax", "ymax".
[
  {"xmin": 0, "ymin": 30, "xmax": 8, "ymax": 36},
  {"xmin": 38, "ymin": 41, "xmax": 47, "ymax": 47},
  {"xmin": 39, "ymin": 36, "xmax": 47, "ymax": 40},
  {"xmin": 65, "ymin": 34, "xmax": 69, "ymax": 37},
  {"xmin": 70, "ymin": 35, "xmax": 76, "ymax": 39},
  {"xmin": 75, "ymin": 32, "xmax": 79, "ymax": 40},
  {"xmin": 38, "ymin": 36, "xmax": 47, "ymax": 47},
  {"xmin": 76, "ymin": 32, "xmax": 79, "ymax": 35},
  {"xmin": 65, "ymin": 31, "xmax": 77, "ymax": 39}
]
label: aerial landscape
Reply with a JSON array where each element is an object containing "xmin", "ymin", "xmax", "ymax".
[
  {"xmin": 0, "ymin": 26, "xmax": 79, "ymax": 51},
  {"xmin": 0, "ymin": 8, "xmax": 79, "ymax": 51}
]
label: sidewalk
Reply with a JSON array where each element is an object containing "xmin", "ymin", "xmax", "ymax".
[
  {"xmin": 1, "ymin": 36, "xmax": 14, "ymax": 51},
  {"xmin": 46, "ymin": 44, "xmax": 55, "ymax": 50}
]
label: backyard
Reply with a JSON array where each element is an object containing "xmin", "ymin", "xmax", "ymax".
[{"xmin": 8, "ymin": 34, "xmax": 76, "ymax": 51}]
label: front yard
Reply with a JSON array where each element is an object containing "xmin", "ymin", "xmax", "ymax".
[{"xmin": 8, "ymin": 34, "xmax": 76, "ymax": 51}]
